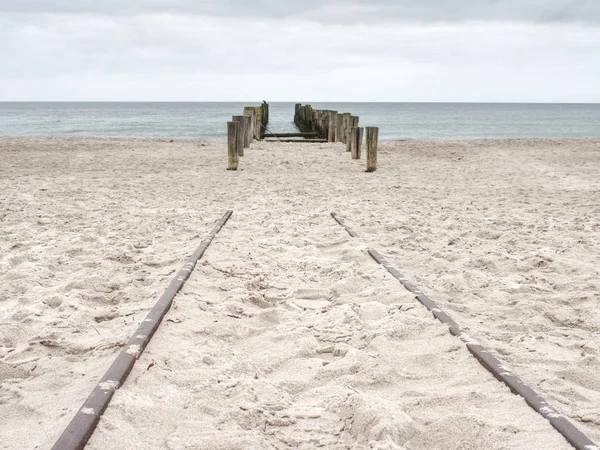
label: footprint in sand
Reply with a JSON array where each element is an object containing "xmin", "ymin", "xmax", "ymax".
[
  {"xmin": 291, "ymin": 289, "xmax": 333, "ymax": 310},
  {"xmin": 328, "ymin": 392, "xmax": 416, "ymax": 449},
  {"xmin": 358, "ymin": 302, "xmax": 389, "ymax": 322}
]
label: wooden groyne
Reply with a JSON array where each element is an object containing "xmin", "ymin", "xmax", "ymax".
[
  {"xmin": 293, "ymin": 104, "xmax": 378, "ymax": 171},
  {"xmin": 226, "ymin": 101, "xmax": 269, "ymax": 170},
  {"xmin": 228, "ymin": 102, "xmax": 379, "ymax": 172},
  {"xmin": 243, "ymin": 101, "xmax": 269, "ymax": 140},
  {"xmin": 293, "ymin": 104, "xmax": 343, "ymax": 142},
  {"xmin": 293, "ymin": 104, "xmax": 359, "ymax": 145}
]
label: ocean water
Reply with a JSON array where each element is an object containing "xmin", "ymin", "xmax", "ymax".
[{"xmin": 0, "ymin": 102, "xmax": 599, "ymax": 140}]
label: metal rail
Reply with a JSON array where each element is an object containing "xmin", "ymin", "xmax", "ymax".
[
  {"xmin": 51, "ymin": 211, "xmax": 233, "ymax": 450},
  {"xmin": 330, "ymin": 211, "xmax": 598, "ymax": 450}
]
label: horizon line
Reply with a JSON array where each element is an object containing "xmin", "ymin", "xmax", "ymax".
[{"xmin": 1, "ymin": 101, "xmax": 600, "ymax": 105}]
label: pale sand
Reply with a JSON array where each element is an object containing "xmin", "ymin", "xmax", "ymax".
[{"xmin": 0, "ymin": 136, "xmax": 598, "ymax": 449}]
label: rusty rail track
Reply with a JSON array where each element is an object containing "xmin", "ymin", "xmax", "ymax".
[
  {"xmin": 330, "ymin": 211, "xmax": 598, "ymax": 450},
  {"xmin": 51, "ymin": 211, "xmax": 233, "ymax": 450}
]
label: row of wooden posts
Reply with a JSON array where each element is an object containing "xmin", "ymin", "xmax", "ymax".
[
  {"xmin": 294, "ymin": 104, "xmax": 378, "ymax": 172},
  {"xmin": 227, "ymin": 102, "xmax": 378, "ymax": 172},
  {"xmin": 227, "ymin": 101, "xmax": 269, "ymax": 170}
]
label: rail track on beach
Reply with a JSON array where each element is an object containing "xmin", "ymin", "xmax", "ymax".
[
  {"xmin": 330, "ymin": 213, "xmax": 598, "ymax": 450},
  {"xmin": 51, "ymin": 211, "xmax": 233, "ymax": 450},
  {"xmin": 50, "ymin": 210, "xmax": 597, "ymax": 450}
]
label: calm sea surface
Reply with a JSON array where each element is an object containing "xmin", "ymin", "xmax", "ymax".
[{"xmin": 1, "ymin": 102, "xmax": 599, "ymax": 140}]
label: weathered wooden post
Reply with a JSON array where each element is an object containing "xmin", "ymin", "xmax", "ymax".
[
  {"xmin": 351, "ymin": 126, "xmax": 364, "ymax": 159},
  {"xmin": 346, "ymin": 125, "xmax": 352, "ymax": 152},
  {"xmin": 260, "ymin": 101, "xmax": 269, "ymax": 139},
  {"xmin": 353, "ymin": 116, "xmax": 360, "ymax": 129},
  {"xmin": 227, "ymin": 121, "xmax": 239, "ymax": 170},
  {"xmin": 366, "ymin": 127, "xmax": 378, "ymax": 172},
  {"xmin": 252, "ymin": 106, "xmax": 262, "ymax": 140},
  {"xmin": 345, "ymin": 116, "xmax": 359, "ymax": 152},
  {"xmin": 322, "ymin": 111, "xmax": 330, "ymax": 139},
  {"xmin": 243, "ymin": 115, "xmax": 251, "ymax": 148},
  {"xmin": 328, "ymin": 111, "xmax": 338, "ymax": 142},
  {"xmin": 294, "ymin": 103, "xmax": 301, "ymax": 127},
  {"xmin": 232, "ymin": 115, "xmax": 245, "ymax": 157},
  {"xmin": 350, "ymin": 127, "xmax": 358, "ymax": 157},
  {"xmin": 335, "ymin": 114, "xmax": 344, "ymax": 142},
  {"xmin": 341, "ymin": 113, "xmax": 351, "ymax": 144},
  {"xmin": 324, "ymin": 110, "xmax": 332, "ymax": 139},
  {"xmin": 243, "ymin": 107, "xmax": 256, "ymax": 143},
  {"xmin": 356, "ymin": 127, "xmax": 364, "ymax": 159}
]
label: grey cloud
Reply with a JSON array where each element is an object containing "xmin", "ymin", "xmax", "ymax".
[
  {"xmin": 1, "ymin": 0, "xmax": 599, "ymax": 23},
  {"xmin": 1, "ymin": 12, "xmax": 599, "ymax": 102}
]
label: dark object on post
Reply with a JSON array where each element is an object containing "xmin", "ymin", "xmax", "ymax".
[
  {"xmin": 227, "ymin": 121, "xmax": 239, "ymax": 170},
  {"xmin": 50, "ymin": 212, "xmax": 233, "ymax": 450},
  {"xmin": 232, "ymin": 115, "xmax": 245, "ymax": 157},
  {"xmin": 351, "ymin": 127, "xmax": 364, "ymax": 159},
  {"xmin": 366, "ymin": 127, "xmax": 379, "ymax": 172}
]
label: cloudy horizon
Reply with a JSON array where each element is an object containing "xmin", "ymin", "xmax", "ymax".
[{"xmin": 1, "ymin": 1, "xmax": 599, "ymax": 102}]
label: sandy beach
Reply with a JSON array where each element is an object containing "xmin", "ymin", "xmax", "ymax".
[{"xmin": 1, "ymin": 136, "xmax": 598, "ymax": 449}]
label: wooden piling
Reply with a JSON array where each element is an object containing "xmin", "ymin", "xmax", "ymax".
[
  {"xmin": 293, "ymin": 105, "xmax": 332, "ymax": 140},
  {"xmin": 348, "ymin": 116, "xmax": 360, "ymax": 151},
  {"xmin": 259, "ymin": 101, "xmax": 269, "ymax": 139},
  {"xmin": 227, "ymin": 121, "xmax": 239, "ymax": 170},
  {"xmin": 335, "ymin": 114, "xmax": 344, "ymax": 142},
  {"xmin": 252, "ymin": 106, "xmax": 262, "ymax": 140},
  {"xmin": 291, "ymin": 105, "xmax": 366, "ymax": 145},
  {"xmin": 328, "ymin": 111, "xmax": 338, "ymax": 142},
  {"xmin": 366, "ymin": 127, "xmax": 378, "ymax": 172},
  {"xmin": 232, "ymin": 115, "xmax": 245, "ymax": 157},
  {"xmin": 351, "ymin": 126, "xmax": 364, "ymax": 159},
  {"xmin": 323, "ymin": 111, "xmax": 331, "ymax": 140},
  {"xmin": 243, "ymin": 107, "xmax": 256, "ymax": 144},
  {"xmin": 341, "ymin": 113, "xmax": 351, "ymax": 144},
  {"xmin": 294, "ymin": 104, "xmax": 301, "ymax": 125},
  {"xmin": 243, "ymin": 115, "xmax": 251, "ymax": 148},
  {"xmin": 345, "ymin": 116, "xmax": 358, "ymax": 152}
]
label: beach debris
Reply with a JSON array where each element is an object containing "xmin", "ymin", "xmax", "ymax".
[{"xmin": 166, "ymin": 318, "xmax": 183, "ymax": 324}]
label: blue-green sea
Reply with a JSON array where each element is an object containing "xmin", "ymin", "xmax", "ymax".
[{"xmin": 1, "ymin": 102, "xmax": 599, "ymax": 140}]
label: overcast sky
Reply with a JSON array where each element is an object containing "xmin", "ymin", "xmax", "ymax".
[{"xmin": 1, "ymin": 1, "xmax": 599, "ymax": 102}]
